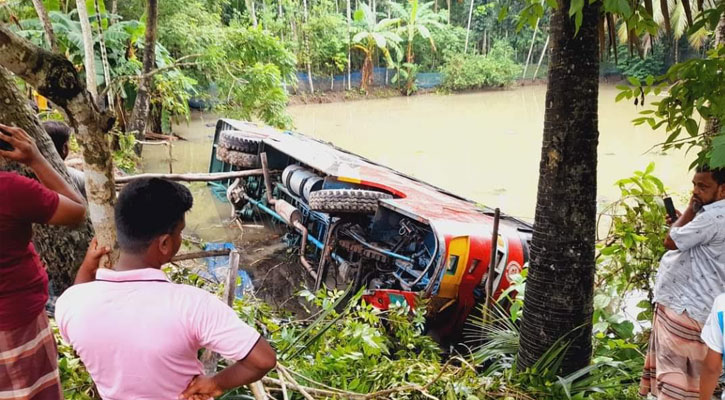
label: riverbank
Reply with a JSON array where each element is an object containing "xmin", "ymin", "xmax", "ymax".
[{"xmin": 288, "ymin": 75, "xmax": 623, "ymax": 105}]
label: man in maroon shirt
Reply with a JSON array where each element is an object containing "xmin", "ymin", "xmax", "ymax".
[{"xmin": 0, "ymin": 123, "xmax": 86, "ymax": 400}]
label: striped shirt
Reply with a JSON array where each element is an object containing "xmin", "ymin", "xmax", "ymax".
[{"xmin": 654, "ymin": 199, "xmax": 725, "ymax": 324}]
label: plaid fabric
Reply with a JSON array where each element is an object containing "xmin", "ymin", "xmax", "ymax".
[
  {"xmin": 0, "ymin": 312, "xmax": 62, "ymax": 400},
  {"xmin": 640, "ymin": 303, "xmax": 707, "ymax": 400}
]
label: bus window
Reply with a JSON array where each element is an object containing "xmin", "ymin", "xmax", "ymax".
[{"xmin": 468, "ymin": 258, "xmax": 481, "ymax": 274}]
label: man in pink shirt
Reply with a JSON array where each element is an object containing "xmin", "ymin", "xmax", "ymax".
[{"xmin": 55, "ymin": 178, "xmax": 276, "ymax": 399}]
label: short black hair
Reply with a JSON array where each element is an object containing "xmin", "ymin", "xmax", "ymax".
[
  {"xmin": 115, "ymin": 178, "xmax": 193, "ymax": 252},
  {"xmin": 42, "ymin": 121, "xmax": 71, "ymax": 157},
  {"xmin": 696, "ymin": 164, "xmax": 725, "ymax": 185}
]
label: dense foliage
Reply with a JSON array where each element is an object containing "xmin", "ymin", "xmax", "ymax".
[{"xmin": 440, "ymin": 42, "xmax": 521, "ymax": 90}]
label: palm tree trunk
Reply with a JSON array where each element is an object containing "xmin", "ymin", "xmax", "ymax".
[
  {"xmin": 128, "ymin": 0, "xmax": 158, "ymax": 153},
  {"xmin": 302, "ymin": 0, "xmax": 314, "ymax": 93},
  {"xmin": 464, "ymin": 0, "xmax": 475, "ymax": 52},
  {"xmin": 76, "ymin": 0, "xmax": 98, "ymax": 99},
  {"xmin": 31, "ymin": 0, "xmax": 58, "ymax": 52},
  {"xmin": 447, "ymin": 0, "xmax": 451, "ymax": 24},
  {"xmin": 0, "ymin": 67, "xmax": 93, "ymax": 295},
  {"xmin": 347, "ymin": 0, "xmax": 352, "ymax": 90},
  {"xmin": 533, "ymin": 34, "xmax": 550, "ymax": 80},
  {"xmin": 522, "ymin": 18, "xmax": 540, "ymax": 79},
  {"xmin": 111, "ymin": 0, "xmax": 118, "ymax": 24},
  {"xmin": 246, "ymin": 0, "xmax": 258, "ymax": 27},
  {"xmin": 518, "ymin": 0, "xmax": 600, "ymax": 375}
]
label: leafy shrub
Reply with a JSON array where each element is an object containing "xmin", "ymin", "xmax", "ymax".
[
  {"xmin": 440, "ymin": 42, "xmax": 522, "ymax": 91},
  {"xmin": 615, "ymin": 43, "xmax": 668, "ymax": 81}
]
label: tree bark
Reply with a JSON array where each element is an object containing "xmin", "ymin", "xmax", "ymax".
[
  {"xmin": 127, "ymin": 0, "xmax": 158, "ymax": 151},
  {"xmin": 76, "ymin": 0, "xmax": 98, "ymax": 100},
  {"xmin": 0, "ymin": 67, "xmax": 94, "ymax": 294},
  {"xmin": 31, "ymin": 0, "xmax": 58, "ymax": 52},
  {"xmin": 0, "ymin": 25, "xmax": 118, "ymax": 269},
  {"xmin": 518, "ymin": 0, "xmax": 600, "ymax": 375}
]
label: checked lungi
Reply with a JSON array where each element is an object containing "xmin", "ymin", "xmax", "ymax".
[
  {"xmin": 640, "ymin": 304, "xmax": 707, "ymax": 400},
  {"xmin": 0, "ymin": 313, "xmax": 62, "ymax": 400}
]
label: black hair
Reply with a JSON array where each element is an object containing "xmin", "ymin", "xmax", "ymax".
[
  {"xmin": 42, "ymin": 121, "xmax": 71, "ymax": 158},
  {"xmin": 115, "ymin": 178, "xmax": 193, "ymax": 253},
  {"xmin": 696, "ymin": 164, "xmax": 725, "ymax": 185}
]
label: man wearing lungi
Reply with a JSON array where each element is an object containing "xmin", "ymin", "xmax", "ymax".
[
  {"xmin": 640, "ymin": 165, "xmax": 725, "ymax": 399},
  {"xmin": 0, "ymin": 124, "xmax": 87, "ymax": 400}
]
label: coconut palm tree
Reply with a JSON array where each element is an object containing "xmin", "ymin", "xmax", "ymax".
[{"xmin": 350, "ymin": 4, "xmax": 402, "ymax": 91}]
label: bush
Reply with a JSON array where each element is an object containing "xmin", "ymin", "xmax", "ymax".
[{"xmin": 440, "ymin": 42, "xmax": 522, "ymax": 91}]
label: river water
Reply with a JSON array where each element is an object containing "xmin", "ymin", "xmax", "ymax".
[{"xmin": 143, "ymin": 84, "xmax": 695, "ymax": 242}]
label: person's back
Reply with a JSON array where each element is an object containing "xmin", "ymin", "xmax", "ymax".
[
  {"xmin": 56, "ymin": 269, "xmax": 261, "ymax": 399},
  {"xmin": 55, "ymin": 178, "xmax": 275, "ymax": 400}
]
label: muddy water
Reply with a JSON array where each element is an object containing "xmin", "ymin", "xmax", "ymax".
[{"xmin": 143, "ymin": 84, "xmax": 695, "ymax": 241}]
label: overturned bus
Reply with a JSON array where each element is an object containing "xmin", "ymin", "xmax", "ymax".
[{"xmin": 208, "ymin": 119, "xmax": 532, "ymax": 340}]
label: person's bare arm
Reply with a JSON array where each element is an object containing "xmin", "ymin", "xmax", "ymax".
[
  {"xmin": 74, "ymin": 238, "xmax": 111, "ymax": 285},
  {"xmin": 0, "ymin": 123, "xmax": 85, "ymax": 225},
  {"xmin": 700, "ymin": 348, "xmax": 722, "ymax": 400},
  {"xmin": 664, "ymin": 196, "xmax": 698, "ymax": 250},
  {"xmin": 180, "ymin": 338, "xmax": 277, "ymax": 399}
]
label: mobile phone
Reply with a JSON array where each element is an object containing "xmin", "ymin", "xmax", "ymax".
[
  {"xmin": 663, "ymin": 197, "xmax": 677, "ymax": 221},
  {"xmin": 0, "ymin": 125, "xmax": 12, "ymax": 151}
]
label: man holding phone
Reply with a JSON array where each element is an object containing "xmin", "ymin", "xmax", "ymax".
[{"xmin": 640, "ymin": 165, "xmax": 725, "ymax": 399}]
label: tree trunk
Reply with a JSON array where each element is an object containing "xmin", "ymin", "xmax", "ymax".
[
  {"xmin": 111, "ymin": 0, "xmax": 118, "ymax": 24},
  {"xmin": 518, "ymin": 0, "xmax": 600, "ymax": 375},
  {"xmin": 522, "ymin": 18, "xmax": 540, "ymax": 79},
  {"xmin": 76, "ymin": 0, "xmax": 98, "ymax": 100},
  {"xmin": 93, "ymin": 0, "xmax": 114, "ymax": 109},
  {"xmin": 127, "ymin": 0, "xmax": 158, "ymax": 152},
  {"xmin": 0, "ymin": 67, "xmax": 94, "ymax": 294},
  {"xmin": 464, "ymin": 0, "xmax": 475, "ymax": 52},
  {"xmin": 31, "ymin": 0, "xmax": 58, "ymax": 52},
  {"xmin": 347, "ymin": 0, "xmax": 352, "ymax": 90},
  {"xmin": 360, "ymin": 54, "xmax": 373, "ymax": 91},
  {"xmin": 303, "ymin": 0, "xmax": 314, "ymax": 93},
  {"xmin": 446, "ymin": 0, "xmax": 451, "ymax": 24},
  {"xmin": 245, "ymin": 0, "xmax": 258, "ymax": 27},
  {"xmin": 0, "ymin": 25, "xmax": 118, "ymax": 269},
  {"xmin": 533, "ymin": 34, "xmax": 550, "ymax": 80}
]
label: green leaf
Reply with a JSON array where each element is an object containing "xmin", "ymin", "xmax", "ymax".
[
  {"xmin": 709, "ymin": 135, "xmax": 725, "ymax": 168},
  {"xmin": 627, "ymin": 76, "xmax": 641, "ymax": 87}
]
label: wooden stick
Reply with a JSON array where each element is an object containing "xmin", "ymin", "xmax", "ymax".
[
  {"xmin": 171, "ymin": 249, "xmax": 230, "ymax": 261},
  {"xmin": 202, "ymin": 249, "xmax": 240, "ymax": 374},
  {"xmin": 115, "ymin": 169, "xmax": 266, "ymax": 183}
]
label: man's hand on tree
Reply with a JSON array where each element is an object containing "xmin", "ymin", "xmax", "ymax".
[
  {"xmin": 74, "ymin": 238, "xmax": 111, "ymax": 285},
  {"xmin": 0, "ymin": 123, "xmax": 43, "ymax": 166}
]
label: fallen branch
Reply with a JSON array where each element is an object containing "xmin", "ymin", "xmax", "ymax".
[{"xmin": 115, "ymin": 169, "xmax": 267, "ymax": 183}]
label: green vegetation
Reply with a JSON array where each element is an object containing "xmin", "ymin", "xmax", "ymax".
[
  {"xmin": 440, "ymin": 42, "xmax": 521, "ymax": 90},
  {"xmin": 53, "ymin": 164, "xmax": 673, "ymax": 399}
]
